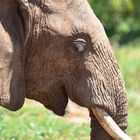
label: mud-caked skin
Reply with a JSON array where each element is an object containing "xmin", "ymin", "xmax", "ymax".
[{"xmin": 0, "ymin": 0, "xmax": 128, "ymax": 139}]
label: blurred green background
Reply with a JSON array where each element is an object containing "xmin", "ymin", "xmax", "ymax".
[
  {"xmin": 0, "ymin": 0, "xmax": 140, "ymax": 140},
  {"xmin": 89, "ymin": 0, "xmax": 140, "ymax": 45}
]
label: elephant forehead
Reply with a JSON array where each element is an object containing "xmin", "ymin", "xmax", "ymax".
[
  {"xmin": 29, "ymin": 0, "xmax": 88, "ymax": 36},
  {"xmin": 46, "ymin": 12, "xmax": 76, "ymax": 36}
]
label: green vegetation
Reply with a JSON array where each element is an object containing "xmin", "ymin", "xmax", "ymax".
[
  {"xmin": 0, "ymin": 107, "xmax": 90, "ymax": 140},
  {"xmin": 116, "ymin": 47, "xmax": 140, "ymax": 140},
  {"xmin": 127, "ymin": 91, "xmax": 140, "ymax": 140},
  {"xmin": 89, "ymin": 0, "xmax": 140, "ymax": 44},
  {"xmin": 115, "ymin": 46, "xmax": 140, "ymax": 92},
  {"xmin": 0, "ymin": 90, "xmax": 140, "ymax": 140}
]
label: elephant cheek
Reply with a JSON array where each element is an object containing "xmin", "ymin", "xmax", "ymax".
[{"xmin": 0, "ymin": 23, "xmax": 25, "ymax": 111}]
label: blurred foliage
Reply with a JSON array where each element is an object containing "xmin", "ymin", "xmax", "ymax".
[
  {"xmin": 89, "ymin": 0, "xmax": 140, "ymax": 44},
  {"xmin": 0, "ymin": 107, "xmax": 90, "ymax": 140},
  {"xmin": 115, "ymin": 46, "xmax": 140, "ymax": 91},
  {"xmin": 0, "ymin": 95, "xmax": 140, "ymax": 140}
]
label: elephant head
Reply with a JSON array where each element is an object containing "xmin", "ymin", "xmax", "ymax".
[{"xmin": 0, "ymin": 0, "xmax": 131, "ymax": 139}]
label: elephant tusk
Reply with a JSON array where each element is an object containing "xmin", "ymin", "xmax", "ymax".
[{"xmin": 91, "ymin": 107, "xmax": 132, "ymax": 140}]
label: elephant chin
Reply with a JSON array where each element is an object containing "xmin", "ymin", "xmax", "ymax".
[
  {"xmin": 44, "ymin": 104, "xmax": 66, "ymax": 116},
  {"xmin": 44, "ymin": 92, "xmax": 68, "ymax": 116},
  {"xmin": 25, "ymin": 85, "xmax": 68, "ymax": 116},
  {"xmin": 92, "ymin": 107, "xmax": 132, "ymax": 140}
]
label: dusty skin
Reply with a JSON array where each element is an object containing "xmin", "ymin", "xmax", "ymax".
[{"xmin": 0, "ymin": 0, "xmax": 131, "ymax": 139}]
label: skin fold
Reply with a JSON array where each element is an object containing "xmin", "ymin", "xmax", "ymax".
[{"xmin": 0, "ymin": 0, "xmax": 128, "ymax": 139}]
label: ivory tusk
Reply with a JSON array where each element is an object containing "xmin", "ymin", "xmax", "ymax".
[{"xmin": 91, "ymin": 107, "xmax": 132, "ymax": 140}]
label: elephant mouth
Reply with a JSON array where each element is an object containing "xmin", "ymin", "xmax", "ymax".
[{"xmin": 91, "ymin": 107, "xmax": 132, "ymax": 140}]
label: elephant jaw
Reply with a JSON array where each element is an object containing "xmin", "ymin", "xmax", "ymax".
[{"xmin": 92, "ymin": 107, "xmax": 132, "ymax": 140}]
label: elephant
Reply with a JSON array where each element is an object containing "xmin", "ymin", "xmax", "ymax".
[{"xmin": 0, "ymin": 0, "xmax": 132, "ymax": 140}]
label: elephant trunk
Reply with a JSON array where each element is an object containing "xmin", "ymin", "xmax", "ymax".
[
  {"xmin": 75, "ymin": 1, "xmax": 131, "ymax": 139},
  {"xmin": 92, "ymin": 107, "xmax": 132, "ymax": 140},
  {"xmin": 87, "ymin": 40, "xmax": 129, "ymax": 139}
]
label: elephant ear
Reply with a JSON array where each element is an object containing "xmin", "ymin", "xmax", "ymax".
[
  {"xmin": 17, "ymin": 0, "xmax": 32, "ymax": 44},
  {"xmin": 0, "ymin": 21, "xmax": 25, "ymax": 110},
  {"xmin": 0, "ymin": 1, "xmax": 31, "ymax": 110}
]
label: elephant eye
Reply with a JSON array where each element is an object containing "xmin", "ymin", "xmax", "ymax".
[{"xmin": 73, "ymin": 38, "xmax": 86, "ymax": 54}]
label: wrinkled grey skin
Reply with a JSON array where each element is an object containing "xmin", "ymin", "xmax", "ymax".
[{"xmin": 0, "ymin": 0, "xmax": 128, "ymax": 139}]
